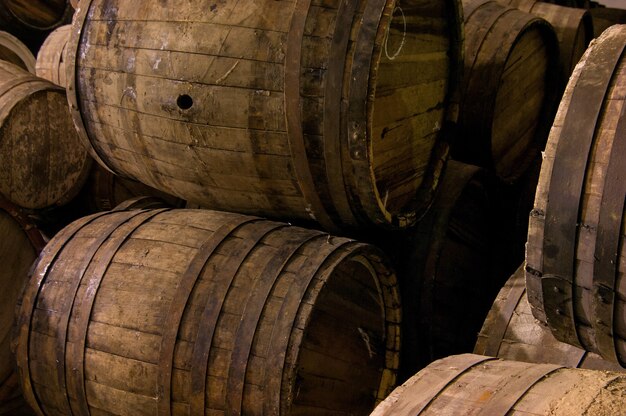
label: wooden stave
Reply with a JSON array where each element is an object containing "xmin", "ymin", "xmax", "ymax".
[
  {"xmin": 13, "ymin": 209, "xmax": 401, "ymax": 415},
  {"xmin": 0, "ymin": 31, "xmax": 35, "ymax": 74},
  {"xmin": 526, "ymin": 25, "xmax": 626, "ymax": 366},
  {"xmin": 0, "ymin": 60, "xmax": 92, "ymax": 211},
  {"xmin": 371, "ymin": 353, "xmax": 626, "ymax": 415},
  {"xmin": 590, "ymin": 8, "xmax": 626, "ymax": 39},
  {"xmin": 476, "ymin": 264, "xmax": 624, "ymax": 371},
  {"xmin": 66, "ymin": 0, "xmax": 464, "ymax": 231},
  {"xmin": 35, "ymin": 24, "xmax": 71, "ymax": 88}
]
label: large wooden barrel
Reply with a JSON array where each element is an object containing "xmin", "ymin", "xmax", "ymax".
[
  {"xmin": 0, "ymin": 61, "xmax": 91, "ymax": 210},
  {"xmin": 526, "ymin": 24, "xmax": 626, "ymax": 366},
  {"xmin": 0, "ymin": 199, "xmax": 44, "ymax": 415},
  {"xmin": 14, "ymin": 209, "xmax": 401, "ymax": 415},
  {"xmin": 0, "ymin": 31, "xmax": 35, "ymax": 73},
  {"xmin": 35, "ymin": 24, "xmax": 69, "ymax": 87},
  {"xmin": 0, "ymin": 0, "xmax": 73, "ymax": 51},
  {"xmin": 397, "ymin": 161, "xmax": 495, "ymax": 377},
  {"xmin": 503, "ymin": 0, "xmax": 592, "ymax": 87},
  {"xmin": 590, "ymin": 8, "xmax": 626, "ymax": 38},
  {"xmin": 371, "ymin": 353, "xmax": 626, "ymax": 415},
  {"xmin": 476, "ymin": 265, "xmax": 624, "ymax": 371},
  {"xmin": 67, "ymin": 0, "xmax": 464, "ymax": 231},
  {"xmin": 454, "ymin": 0, "xmax": 559, "ymax": 182}
]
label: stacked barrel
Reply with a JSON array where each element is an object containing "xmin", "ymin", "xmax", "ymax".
[{"xmin": 1, "ymin": 0, "xmax": 625, "ymax": 415}]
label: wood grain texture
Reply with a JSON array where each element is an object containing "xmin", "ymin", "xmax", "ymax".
[
  {"xmin": 455, "ymin": 0, "xmax": 559, "ymax": 182},
  {"xmin": 36, "ymin": 25, "xmax": 70, "ymax": 88},
  {"xmin": 14, "ymin": 209, "xmax": 401, "ymax": 415},
  {"xmin": 0, "ymin": 61, "xmax": 92, "ymax": 210},
  {"xmin": 67, "ymin": 0, "xmax": 463, "ymax": 231},
  {"xmin": 476, "ymin": 265, "xmax": 624, "ymax": 371},
  {"xmin": 372, "ymin": 353, "xmax": 626, "ymax": 416},
  {"xmin": 0, "ymin": 31, "xmax": 35, "ymax": 73},
  {"xmin": 526, "ymin": 25, "xmax": 626, "ymax": 366}
]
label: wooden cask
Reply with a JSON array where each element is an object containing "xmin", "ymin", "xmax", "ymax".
[
  {"xmin": 503, "ymin": 0, "xmax": 593, "ymax": 87},
  {"xmin": 476, "ymin": 265, "xmax": 624, "ymax": 371},
  {"xmin": 14, "ymin": 209, "xmax": 401, "ymax": 415},
  {"xmin": 0, "ymin": 199, "xmax": 44, "ymax": 415},
  {"xmin": 371, "ymin": 353, "xmax": 626, "ymax": 415},
  {"xmin": 67, "ymin": 0, "xmax": 464, "ymax": 231},
  {"xmin": 590, "ymin": 8, "xmax": 626, "ymax": 38},
  {"xmin": 0, "ymin": 31, "xmax": 35, "ymax": 73},
  {"xmin": 398, "ymin": 161, "xmax": 494, "ymax": 377},
  {"xmin": 0, "ymin": 61, "xmax": 91, "ymax": 210},
  {"xmin": 35, "ymin": 24, "xmax": 70, "ymax": 87},
  {"xmin": 455, "ymin": 0, "xmax": 559, "ymax": 182},
  {"xmin": 526, "ymin": 24, "xmax": 626, "ymax": 366},
  {"xmin": 0, "ymin": 0, "xmax": 73, "ymax": 51}
]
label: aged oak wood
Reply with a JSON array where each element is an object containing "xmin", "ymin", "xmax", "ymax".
[
  {"xmin": 526, "ymin": 24, "xmax": 626, "ymax": 366},
  {"xmin": 67, "ymin": 0, "xmax": 464, "ymax": 231},
  {"xmin": 35, "ymin": 24, "xmax": 70, "ymax": 87},
  {"xmin": 590, "ymin": 8, "xmax": 626, "ymax": 39},
  {"xmin": 476, "ymin": 265, "xmax": 624, "ymax": 371},
  {"xmin": 455, "ymin": 0, "xmax": 559, "ymax": 182},
  {"xmin": 14, "ymin": 209, "xmax": 401, "ymax": 415},
  {"xmin": 371, "ymin": 353, "xmax": 626, "ymax": 415},
  {"xmin": 0, "ymin": 61, "xmax": 92, "ymax": 210},
  {"xmin": 0, "ymin": 31, "xmax": 35, "ymax": 73}
]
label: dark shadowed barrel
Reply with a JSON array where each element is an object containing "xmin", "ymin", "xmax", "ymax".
[
  {"xmin": 67, "ymin": 0, "xmax": 464, "ymax": 231},
  {"xmin": 0, "ymin": 61, "xmax": 91, "ymax": 210},
  {"xmin": 590, "ymin": 8, "xmax": 626, "ymax": 39},
  {"xmin": 526, "ymin": 25, "xmax": 626, "ymax": 366},
  {"xmin": 35, "ymin": 24, "xmax": 70, "ymax": 87},
  {"xmin": 476, "ymin": 265, "xmax": 624, "ymax": 371},
  {"xmin": 0, "ymin": 31, "xmax": 35, "ymax": 73},
  {"xmin": 454, "ymin": 0, "xmax": 559, "ymax": 182},
  {"xmin": 371, "ymin": 354, "xmax": 626, "ymax": 415},
  {"xmin": 14, "ymin": 209, "xmax": 401, "ymax": 415}
]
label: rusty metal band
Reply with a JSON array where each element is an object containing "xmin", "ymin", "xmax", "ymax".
[
  {"xmin": 55, "ymin": 210, "xmax": 146, "ymax": 414},
  {"xmin": 263, "ymin": 238, "xmax": 355, "ymax": 414},
  {"xmin": 188, "ymin": 221, "xmax": 285, "ymax": 415},
  {"xmin": 592, "ymin": 84, "xmax": 626, "ymax": 364},
  {"xmin": 14, "ymin": 211, "xmax": 109, "ymax": 416},
  {"xmin": 284, "ymin": 0, "xmax": 337, "ymax": 232},
  {"xmin": 477, "ymin": 267, "xmax": 527, "ymax": 357},
  {"xmin": 476, "ymin": 363, "xmax": 563, "ymax": 415},
  {"xmin": 386, "ymin": 354, "xmax": 495, "ymax": 415},
  {"xmin": 0, "ymin": 198, "xmax": 45, "ymax": 253},
  {"xmin": 322, "ymin": 0, "xmax": 359, "ymax": 228},
  {"xmin": 225, "ymin": 231, "xmax": 324, "ymax": 415},
  {"xmin": 541, "ymin": 33, "xmax": 626, "ymax": 348},
  {"xmin": 66, "ymin": 0, "xmax": 117, "ymax": 175},
  {"xmin": 345, "ymin": 0, "xmax": 389, "ymax": 226},
  {"xmin": 156, "ymin": 215, "xmax": 258, "ymax": 416},
  {"xmin": 70, "ymin": 209, "xmax": 168, "ymax": 416}
]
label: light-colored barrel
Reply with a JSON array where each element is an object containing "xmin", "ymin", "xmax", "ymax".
[
  {"xmin": 0, "ymin": 31, "xmax": 35, "ymax": 73},
  {"xmin": 35, "ymin": 24, "xmax": 70, "ymax": 87},
  {"xmin": 14, "ymin": 209, "xmax": 401, "ymax": 415}
]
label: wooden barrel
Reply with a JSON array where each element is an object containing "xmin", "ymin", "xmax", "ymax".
[
  {"xmin": 0, "ymin": 199, "xmax": 44, "ymax": 415},
  {"xmin": 0, "ymin": 0, "xmax": 73, "ymax": 51},
  {"xmin": 0, "ymin": 61, "xmax": 91, "ymax": 210},
  {"xmin": 112, "ymin": 196, "xmax": 180, "ymax": 211},
  {"xmin": 476, "ymin": 265, "xmax": 624, "ymax": 371},
  {"xmin": 397, "ymin": 161, "xmax": 495, "ymax": 377},
  {"xmin": 454, "ymin": 0, "xmax": 559, "ymax": 182},
  {"xmin": 371, "ymin": 353, "xmax": 626, "ymax": 415},
  {"xmin": 503, "ymin": 0, "xmax": 593, "ymax": 87},
  {"xmin": 67, "ymin": 0, "xmax": 464, "ymax": 231},
  {"xmin": 0, "ymin": 31, "xmax": 35, "ymax": 73},
  {"xmin": 526, "ymin": 24, "xmax": 626, "ymax": 366},
  {"xmin": 14, "ymin": 209, "xmax": 401, "ymax": 415},
  {"xmin": 35, "ymin": 24, "xmax": 70, "ymax": 87},
  {"xmin": 590, "ymin": 8, "xmax": 626, "ymax": 38}
]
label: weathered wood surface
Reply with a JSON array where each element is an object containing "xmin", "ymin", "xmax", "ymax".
[
  {"xmin": 0, "ymin": 198, "xmax": 44, "ymax": 415},
  {"xmin": 36, "ymin": 24, "xmax": 70, "ymax": 87},
  {"xmin": 526, "ymin": 25, "xmax": 626, "ymax": 366},
  {"xmin": 455, "ymin": 0, "xmax": 559, "ymax": 182},
  {"xmin": 14, "ymin": 209, "xmax": 401, "ymax": 415},
  {"xmin": 398, "ymin": 161, "xmax": 494, "ymax": 377},
  {"xmin": 67, "ymin": 0, "xmax": 464, "ymax": 231},
  {"xmin": 590, "ymin": 8, "xmax": 626, "ymax": 39},
  {"xmin": 0, "ymin": 61, "xmax": 91, "ymax": 210},
  {"xmin": 476, "ymin": 265, "xmax": 624, "ymax": 371},
  {"xmin": 0, "ymin": 31, "xmax": 35, "ymax": 73},
  {"xmin": 371, "ymin": 353, "xmax": 626, "ymax": 415}
]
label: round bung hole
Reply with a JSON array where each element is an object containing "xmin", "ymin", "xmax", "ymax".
[{"xmin": 177, "ymin": 94, "xmax": 193, "ymax": 110}]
